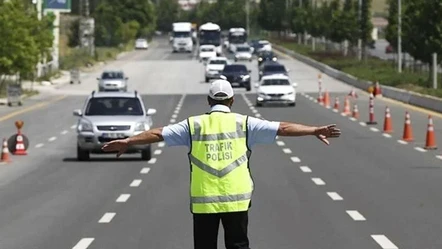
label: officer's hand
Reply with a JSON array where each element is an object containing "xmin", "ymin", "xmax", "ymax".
[
  {"xmin": 314, "ymin": 124, "xmax": 341, "ymax": 145},
  {"xmin": 101, "ymin": 139, "xmax": 129, "ymax": 158}
]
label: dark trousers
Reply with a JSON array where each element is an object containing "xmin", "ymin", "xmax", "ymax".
[{"xmin": 193, "ymin": 211, "xmax": 251, "ymax": 249}]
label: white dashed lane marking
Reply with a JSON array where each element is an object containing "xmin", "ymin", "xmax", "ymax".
[
  {"xmin": 436, "ymin": 155, "xmax": 442, "ymax": 160},
  {"xmin": 171, "ymin": 114, "xmax": 178, "ymax": 118},
  {"xmin": 158, "ymin": 142, "xmax": 165, "ymax": 147},
  {"xmin": 98, "ymin": 212, "xmax": 116, "ymax": 223},
  {"xmin": 255, "ymin": 113, "xmax": 261, "ymax": 118},
  {"xmin": 170, "ymin": 119, "xmax": 176, "ymax": 123},
  {"xmin": 290, "ymin": 157, "xmax": 301, "ymax": 163},
  {"xmin": 61, "ymin": 130, "xmax": 68, "ymax": 135},
  {"xmin": 382, "ymin": 133, "xmax": 392, "ymax": 138},
  {"xmin": 148, "ymin": 158, "xmax": 157, "ymax": 164},
  {"xmin": 116, "ymin": 194, "xmax": 130, "ymax": 203},
  {"xmin": 282, "ymin": 148, "xmax": 292, "ymax": 154},
  {"xmin": 311, "ymin": 178, "xmax": 326, "ymax": 185},
  {"xmin": 72, "ymin": 238, "xmax": 94, "ymax": 249},
  {"xmin": 346, "ymin": 210, "xmax": 366, "ymax": 221},
  {"xmin": 154, "ymin": 149, "xmax": 162, "ymax": 155},
  {"xmin": 327, "ymin": 192, "xmax": 343, "ymax": 201},
  {"xmin": 48, "ymin": 137, "xmax": 57, "ymax": 142},
  {"xmin": 140, "ymin": 167, "xmax": 151, "ymax": 174},
  {"xmin": 371, "ymin": 235, "xmax": 399, "ymax": 249},
  {"xmin": 252, "ymin": 109, "xmax": 258, "ymax": 114},
  {"xmin": 414, "ymin": 147, "xmax": 426, "ymax": 152},
  {"xmin": 359, "ymin": 122, "xmax": 367, "ymax": 127},
  {"xmin": 299, "ymin": 166, "xmax": 311, "ymax": 172},
  {"xmin": 397, "ymin": 140, "xmax": 408, "ymax": 144},
  {"xmin": 70, "ymin": 125, "xmax": 77, "ymax": 129},
  {"xmin": 370, "ymin": 127, "xmax": 379, "ymax": 132},
  {"xmin": 173, "ymin": 110, "xmax": 179, "ymax": 114},
  {"xmin": 130, "ymin": 179, "xmax": 142, "ymax": 187},
  {"xmin": 349, "ymin": 117, "xmax": 356, "ymax": 121},
  {"xmin": 35, "ymin": 143, "xmax": 44, "ymax": 148},
  {"xmin": 276, "ymin": 141, "xmax": 285, "ymax": 146}
]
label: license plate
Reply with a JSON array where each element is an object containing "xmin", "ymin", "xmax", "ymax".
[
  {"xmin": 102, "ymin": 133, "xmax": 125, "ymax": 138},
  {"xmin": 231, "ymin": 82, "xmax": 240, "ymax": 86}
]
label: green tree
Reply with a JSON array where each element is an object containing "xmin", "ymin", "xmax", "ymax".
[
  {"xmin": 155, "ymin": 0, "xmax": 180, "ymax": 32},
  {"xmin": 258, "ymin": 0, "xmax": 286, "ymax": 32},
  {"xmin": 359, "ymin": 0, "xmax": 373, "ymax": 54},
  {"xmin": 340, "ymin": 0, "xmax": 358, "ymax": 45}
]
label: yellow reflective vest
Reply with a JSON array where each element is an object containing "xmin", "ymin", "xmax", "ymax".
[{"xmin": 188, "ymin": 111, "xmax": 253, "ymax": 214}]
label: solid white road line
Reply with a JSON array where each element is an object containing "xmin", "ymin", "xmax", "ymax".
[
  {"xmin": 48, "ymin": 137, "xmax": 57, "ymax": 142},
  {"xmin": 311, "ymin": 178, "xmax": 326, "ymax": 185},
  {"xmin": 290, "ymin": 157, "xmax": 301, "ymax": 163},
  {"xmin": 35, "ymin": 143, "xmax": 44, "ymax": 148},
  {"xmin": 98, "ymin": 213, "xmax": 116, "ymax": 223},
  {"xmin": 154, "ymin": 149, "xmax": 162, "ymax": 155},
  {"xmin": 72, "ymin": 238, "xmax": 94, "ymax": 249},
  {"xmin": 370, "ymin": 127, "xmax": 379, "ymax": 132},
  {"xmin": 276, "ymin": 141, "xmax": 285, "ymax": 146},
  {"xmin": 436, "ymin": 155, "xmax": 442, "ymax": 160},
  {"xmin": 359, "ymin": 122, "xmax": 367, "ymax": 126},
  {"xmin": 371, "ymin": 235, "xmax": 398, "ymax": 249},
  {"xmin": 140, "ymin": 167, "xmax": 151, "ymax": 174},
  {"xmin": 346, "ymin": 210, "xmax": 366, "ymax": 221},
  {"xmin": 397, "ymin": 140, "xmax": 408, "ymax": 144},
  {"xmin": 282, "ymin": 148, "xmax": 292, "ymax": 154},
  {"xmin": 414, "ymin": 147, "xmax": 426, "ymax": 152},
  {"xmin": 299, "ymin": 166, "xmax": 311, "ymax": 172},
  {"xmin": 382, "ymin": 133, "xmax": 392, "ymax": 138},
  {"xmin": 116, "ymin": 194, "xmax": 130, "ymax": 203},
  {"xmin": 130, "ymin": 179, "xmax": 142, "ymax": 187},
  {"xmin": 61, "ymin": 130, "xmax": 68, "ymax": 135},
  {"xmin": 327, "ymin": 192, "xmax": 343, "ymax": 201},
  {"xmin": 158, "ymin": 142, "xmax": 165, "ymax": 147},
  {"xmin": 148, "ymin": 158, "xmax": 157, "ymax": 164}
]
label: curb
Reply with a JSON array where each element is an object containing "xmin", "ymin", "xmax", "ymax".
[{"xmin": 273, "ymin": 43, "xmax": 442, "ymax": 114}]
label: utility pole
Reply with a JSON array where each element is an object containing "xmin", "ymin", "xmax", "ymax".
[
  {"xmin": 397, "ymin": 0, "xmax": 402, "ymax": 73},
  {"xmin": 246, "ymin": 0, "xmax": 250, "ymax": 36},
  {"xmin": 357, "ymin": 0, "xmax": 362, "ymax": 61},
  {"xmin": 33, "ymin": 0, "xmax": 43, "ymax": 78}
]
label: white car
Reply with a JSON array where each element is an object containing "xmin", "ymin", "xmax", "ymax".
[
  {"xmin": 135, "ymin": 38, "xmax": 149, "ymax": 49},
  {"xmin": 234, "ymin": 45, "xmax": 252, "ymax": 62},
  {"xmin": 257, "ymin": 40, "xmax": 272, "ymax": 52},
  {"xmin": 205, "ymin": 57, "xmax": 229, "ymax": 82},
  {"xmin": 199, "ymin": 45, "xmax": 217, "ymax": 62},
  {"xmin": 255, "ymin": 74, "xmax": 297, "ymax": 107}
]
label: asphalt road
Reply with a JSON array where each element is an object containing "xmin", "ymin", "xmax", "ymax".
[{"xmin": 0, "ymin": 37, "xmax": 441, "ymax": 249}]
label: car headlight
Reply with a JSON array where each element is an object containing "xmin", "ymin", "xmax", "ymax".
[
  {"xmin": 78, "ymin": 119, "xmax": 93, "ymax": 132},
  {"xmin": 241, "ymin": 75, "xmax": 250, "ymax": 80},
  {"xmin": 134, "ymin": 122, "xmax": 147, "ymax": 131},
  {"xmin": 272, "ymin": 57, "xmax": 277, "ymax": 61},
  {"xmin": 258, "ymin": 58, "xmax": 262, "ymax": 61}
]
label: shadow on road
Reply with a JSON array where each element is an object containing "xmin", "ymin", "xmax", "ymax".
[{"xmin": 63, "ymin": 157, "xmax": 147, "ymax": 162}]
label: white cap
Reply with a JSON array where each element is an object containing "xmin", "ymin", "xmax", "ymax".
[{"xmin": 208, "ymin": 79, "xmax": 234, "ymax": 100}]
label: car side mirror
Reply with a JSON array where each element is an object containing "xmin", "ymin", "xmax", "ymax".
[
  {"xmin": 73, "ymin": 109, "xmax": 83, "ymax": 116},
  {"xmin": 248, "ymin": 70, "xmax": 251, "ymax": 73},
  {"xmin": 292, "ymin": 83, "xmax": 298, "ymax": 88},
  {"xmin": 219, "ymin": 75, "xmax": 227, "ymax": 80},
  {"xmin": 146, "ymin": 108, "xmax": 157, "ymax": 116},
  {"xmin": 125, "ymin": 77, "xmax": 129, "ymax": 80},
  {"xmin": 254, "ymin": 83, "xmax": 259, "ymax": 88}
]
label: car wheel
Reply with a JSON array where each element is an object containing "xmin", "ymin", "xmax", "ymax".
[
  {"xmin": 245, "ymin": 86, "xmax": 251, "ymax": 91},
  {"xmin": 289, "ymin": 103, "xmax": 296, "ymax": 107},
  {"xmin": 141, "ymin": 146, "xmax": 152, "ymax": 160},
  {"xmin": 77, "ymin": 145, "xmax": 90, "ymax": 161},
  {"xmin": 205, "ymin": 77, "xmax": 209, "ymax": 83},
  {"xmin": 256, "ymin": 102, "xmax": 262, "ymax": 107}
]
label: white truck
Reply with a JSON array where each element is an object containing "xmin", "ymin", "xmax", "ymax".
[
  {"xmin": 172, "ymin": 22, "xmax": 194, "ymax": 53},
  {"xmin": 228, "ymin": 27, "xmax": 247, "ymax": 53},
  {"xmin": 198, "ymin": 22, "xmax": 222, "ymax": 56}
]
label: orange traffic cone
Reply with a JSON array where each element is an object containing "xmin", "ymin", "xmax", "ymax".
[
  {"xmin": 1, "ymin": 139, "xmax": 11, "ymax": 163},
  {"xmin": 333, "ymin": 97, "xmax": 339, "ymax": 112},
  {"xmin": 317, "ymin": 92, "xmax": 324, "ymax": 105},
  {"xmin": 424, "ymin": 115, "xmax": 437, "ymax": 150},
  {"xmin": 341, "ymin": 96, "xmax": 351, "ymax": 116},
  {"xmin": 374, "ymin": 81, "xmax": 382, "ymax": 97},
  {"xmin": 323, "ymin": 90, "xmax": 330, "ymax": 108},
  {"xmin": 13, "ymin": 133, "xmax": 27, "ymax": 155},
  {"xmin": 402, "ymin": 111, "xmax": 414, "ymax": 142},
  {"xmin": 383, "ymin": 106, "xmax": 393, "ymax": 133},
  {"xmin": 348, "ymin": 88, "xmax": 358, "ymax": 98},
  {"xmin": 352, "ymin": 104, "xmax": 359, "ymax": 119}
]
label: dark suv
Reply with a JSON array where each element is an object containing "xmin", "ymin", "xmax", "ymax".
[
  {"xmin": 220, "ymin": 64, "xmax": 251, "ymax": 91},
  {"xmin": 257, "ymin": 51, "xmax": 278, "ymax": 67},
  {"xmin": 258, "ymin": 62, "xmax": 289, "ymax": 81}
]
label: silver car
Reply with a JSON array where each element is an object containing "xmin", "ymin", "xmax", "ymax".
[
  {"xmin": 97, "ymin": 70, "xmax": 128, "ymax": 92},
  {"xmin": 73, "ymin": 91, "xmax": 157, "ymax": 161}
]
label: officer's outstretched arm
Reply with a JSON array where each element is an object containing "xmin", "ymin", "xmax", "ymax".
[
  {"xmin": 126, "ymin": 127, "xmax": 164, "ymax": 145},
  {"xmin": 277, "ymin": 122, "xmax": 341, "ymax": 145}
]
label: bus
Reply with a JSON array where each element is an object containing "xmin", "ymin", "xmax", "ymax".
[
  {"xmin": 198, "ymin": 22, "xmax": 222, "ymax": 56},
  {"xmin": 228, "ymin": 27, "xmax": 247, "ymax": 53}
]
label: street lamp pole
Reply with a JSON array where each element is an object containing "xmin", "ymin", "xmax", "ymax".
[
  {"xmin": 397, "ymin": 0, "xmax": 402, "ymax": 73},
  {"xmin": 246, "ymin": 0, "xmax": 250, "ymax": 36},
  {"xmin": 357, "ymin": 0, "xmax": 362, "ymax": 60}
]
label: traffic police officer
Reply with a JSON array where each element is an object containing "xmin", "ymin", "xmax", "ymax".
[{"xmin": 102, "ymin": 79, "xmax": 341, "ymax": 249}]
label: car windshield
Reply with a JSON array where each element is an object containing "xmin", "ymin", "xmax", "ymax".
[
  {"xmin": 265, "ymin": 65, "xmax": 285, "ymax": 72},
  {"xmin": 236, "ymin": 47, "xmax": 250, "ymax": 52},
  {"xmin": 260, "ymin": 52, "xmax": 274, "ymax": 58},
  {"xmin": 85, "ymin": 97, "xmax": 144, "ymax": 116},
  {"xmin": 259, "ymin": 41, "xmax": 269, "ymax": 45},
  {"xmin": 101, "ymin": 72, "xmax": 124, "ymax": 80},
  {"xmin": 201, "ymin": 47, "xmax": 214, "ymax": 52},
  {"xmin": 262, "ymin": 79, "xmax": 290, "ymax": 86},
  {"xmin": 136, "ymin": 39, "xmax": 146, "ymax": 43},
  {"xmin": 223, "ymin": 65, "xmax": 247, "ymax": 72},
  {"xmin": 209, "ymin": 60, "xmax": 227, "ymax": 65}
]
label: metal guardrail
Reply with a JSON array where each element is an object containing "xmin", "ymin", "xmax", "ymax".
[{"xmin": 273, "ymin": 44, "xmax": 442, "ymax": 114}]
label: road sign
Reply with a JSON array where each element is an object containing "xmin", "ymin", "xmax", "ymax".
[{"xmin": 44, "ymin": 0, "xmax": 71, "ymax": 12}]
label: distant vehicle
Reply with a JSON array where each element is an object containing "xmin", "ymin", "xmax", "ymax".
[
  {"xmin": 199, "ymin": 45, "xmax": 217, "ymax": 62},
  {"xmin": 255, "ymin": 74, "xmax": 297, "ymax": 107},
  {"xmin": 205, "ymin": 57, "xmax": 229, "ymax": 82},
  {"xmin": 257, "ymin": 51, "xmax": 278, "ymax": 66},
  {"xmin": 172, "ymin": 22, "xmax": 194, "ymax": 53},
  {"xmin": 191, "ymin": 23, "xmax": 198, "ymax": 44},
  {"xmin": 73, "ymin": 91, "xmax": 157, "ymax": 161},
  {"xmin": 249, "ymin": 39, "xmax": 261, "ymax": 54},
  {"xmin": 97, "ymin": 70, "xmax": 128, "ymax": 92},
  {"xmin": 228, "ymin": 27, "xmax": 247, "ymax": 53},
  {"xmin": 199, "ymin": 22, "xmax": 222, "ymax": 56},
  {"xmin": 135, "ymin": 38, "xmax": 149, "ymax": 50},
  {"xmin": 220, "ymin": 64, "xmax": 251, "ymax": 91},
  {"xmin": 258, "ymin": 62, "xmax": 289, "ymax": 81},
  {"xmin": 257, "ymin": 40, "xmax": 272, "ymax": 53},
  {"xmin": 234, "ymin": 44, "xmax": 252, "ymax": 62}
]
